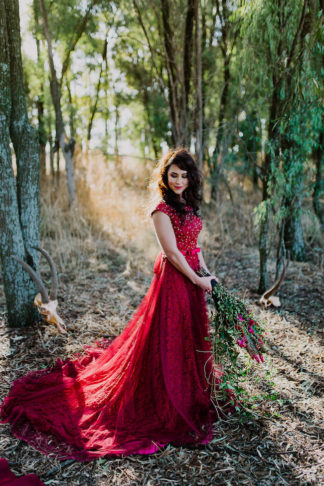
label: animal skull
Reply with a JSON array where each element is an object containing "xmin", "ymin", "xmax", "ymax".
[{"xmin": 34, "ymin": 293, "xmax": 67, "ymax": 334}]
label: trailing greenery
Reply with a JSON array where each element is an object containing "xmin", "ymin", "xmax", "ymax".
[
  {"xmin": 197, "ymin": 268, "xmax": 273, "ymax": 416},
  {"xmin": 196, "ymin": 268, "xmax": 270, "ymax": 416}
]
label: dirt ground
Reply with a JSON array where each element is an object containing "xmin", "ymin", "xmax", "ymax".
[{"xmin": 0, "ymin": 166, "xmax": 323, "ymax": 485}]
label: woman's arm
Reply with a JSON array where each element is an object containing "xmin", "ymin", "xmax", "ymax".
[{"xmin": 151, "ymin": 211, "xmax": 217, "ymax": 292}]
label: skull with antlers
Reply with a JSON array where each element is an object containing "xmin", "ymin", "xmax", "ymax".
[
  {"xmin": 259, "ymin": 254, "xmax": 290, "ymax": 308},
  {"xmin": 12, "ymin": 248, "xmax": 67, "ymax": 334}
]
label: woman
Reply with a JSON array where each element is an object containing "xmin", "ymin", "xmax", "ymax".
[
  {"xmin": 150, "ymin": 148, "xmax": 218, "ymax": 294},
  {"xmin": 0, "ymin": 147, "xmax": 232, "ymax": 462}
]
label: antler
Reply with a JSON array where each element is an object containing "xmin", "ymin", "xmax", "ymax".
[
  {"xmin": 12, "ymin": 250, "xmax": 67, "ymax": 334},
  {"xmin": 12, "ymin": 256, "xmax": 49, "ymax": 304},
  {"xmin": 31, "ymin": 246, "xmax": 58, "ymax": 300},
  {"xmin": 259, "ymin": 252, "xmax": 290, "ymax": 308}
]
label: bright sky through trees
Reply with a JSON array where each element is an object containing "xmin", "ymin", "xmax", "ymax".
[{"xmin": 19, "ymin": 0, "xmax": 140, "ymax": 155}]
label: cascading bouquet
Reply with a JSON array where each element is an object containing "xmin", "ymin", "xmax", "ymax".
[{"xmin": 196, "ymin": 267, "xmax": 267, "ymax": 412}]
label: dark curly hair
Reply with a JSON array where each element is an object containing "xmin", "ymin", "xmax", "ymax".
[{"xmin": 149, "ymin": 147, "xmax": 202, "ymax": 218}]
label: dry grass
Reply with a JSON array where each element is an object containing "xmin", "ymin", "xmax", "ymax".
[{"xmin": 0, "ymin": 150, "xmax": 323, "ymax": 485}]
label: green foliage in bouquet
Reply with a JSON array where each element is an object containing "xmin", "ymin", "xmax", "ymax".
[{"xmin": 196, "ymin": 268, "xmax": 267, "ymax": 413}]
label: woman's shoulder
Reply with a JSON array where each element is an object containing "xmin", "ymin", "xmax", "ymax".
[{"xmin": 150, "ymin": 199, "xmax": 174, "ymax": 218}]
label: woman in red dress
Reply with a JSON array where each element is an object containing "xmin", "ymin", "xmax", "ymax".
[{"xmin": 0, "ymin": 147, "xmax": 231, "ymax": 462}]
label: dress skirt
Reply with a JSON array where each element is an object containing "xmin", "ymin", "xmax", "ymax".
[{"xmin": 0, "ymin": 251, "xmax": 231, "ymax": 461}]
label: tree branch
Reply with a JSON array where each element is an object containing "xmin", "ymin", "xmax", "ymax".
[
  {"xmin": 286, "ymin": 0, "xmax": 308, "ymax": 70},
  {"xmin": 60, "ymin": 0, "xmax": 100, "ymax": 84},
  {"xmin": 132, "ymin": 0, "xmax": 166, "ymax": 97}
]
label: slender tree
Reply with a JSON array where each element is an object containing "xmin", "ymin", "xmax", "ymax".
[
  {"xmin": 194, "ymin": 0, "xmax": 203, "ymax": 168},
  {"xmin": 0, "ymin": 0, "xmax": 40, "ymax": 327},
  {"xmin": 39, "ymin": 0, "xmax": 76, "ymax": 206},
  {"xmin": 87, "ymin": 37, "xmax": 108, "ymax": 149},
  {"xmin": 134, "ymin": 0, "xmax": 196, "ymax": 147},
  {"xmin": 33, "ymin": 0, "xmax": 46, "ymax": 178},
  {"xmin": 313, "ymin": 130, "xmax": 324, "ymax": 230},
  {"xmin": 242, "ymin": 0, "xmax": 321, "ymax": 291},
  {"xmin": 39, "ymin": 0, "xmax": 100, "ymax": 205},
  {"xmin": 209, "ymin": 0, "xmax": 239, "ymax": 200}
]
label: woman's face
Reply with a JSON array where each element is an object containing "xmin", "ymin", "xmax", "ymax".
[{"xmin": 167, "ymin": 163, "xmax": 189, "ymax": 197}]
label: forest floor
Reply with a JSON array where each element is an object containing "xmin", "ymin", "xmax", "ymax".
[{"xmin": 0, "ymin": 153, "xmax": 323, "ymax": 485}]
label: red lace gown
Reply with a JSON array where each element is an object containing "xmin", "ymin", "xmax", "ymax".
[{"xmin": 0, "ymin": 200, "xmax": 232, "ymax": 462}]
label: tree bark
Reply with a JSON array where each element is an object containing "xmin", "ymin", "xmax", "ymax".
[
  {"xmin": 275, "ymin": 219, "xmax": 286, "ymax": 281},
  {"xmin": 258, "ymin": 93, "xmax": 279, "ymax": 293},
  {"xmin": 37, "ymin": 96, "xmax": 46, "ymax": 178},
  {"xmin": 213, "ymin": 55, "xmax": 230, "ymax": 162},
  {"xmin": 160, "ymin": 0, "xmax": 181, "ymax": 144},
  {"xmin": 46, "ymin": 99, "xmax": 55, "ymax": 178},
  {"xmin": 182, "ymin": 0, "xmax": 195, "ymax": 146},
  {"xmin": 66, "ymin": 79, "xmax": 76, "ymax": 140},
  {"xmin": 136, "ymin": 0, "xmax": 195, "ymax": 147},
  {"xmin": 6, "ymin": 0, "xmax": 40, "ymax": 253},
  {"xmin": 87, "ymin": 38, "xmax": 107, "ymax": 147},
  {"xmin": 0, "ymin": 0, "xmax": 40, "ymax": 326},
  {"xmin": 284, "ymin": 192, "xmax": 306, "ymax": 261},
  {"xmin": 113, "ymin": 86, "xmax": 120, "ymax": 161},
  {"xmin": 313, "ymin": 130, "xmax": 324, "ymax": 230},
  {"xmin": 258, "ymin": 202, "xmax": 269, "ymax": 293},
  {"xmin": 194, "ymin": 0, "xmax": 203, "ymax": 169},
  {"xmin": 210, "ymin": 0, "xmax": 234, "ymax": 200},
  {"xmin": 159, "ymin": 0, "xmax": 195, "ymax": 146},
  {"xmin": 103, "ymin": 45, "xmax": 109, "ymax": 154},
  {"xmin": 34, "ymin": 1, "xmax": 46, "ymax": 178}
]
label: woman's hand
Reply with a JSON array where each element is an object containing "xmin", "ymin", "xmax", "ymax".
[{"xmin": 196, "ymin": 275, "xmax": 219, "ymax": 294}]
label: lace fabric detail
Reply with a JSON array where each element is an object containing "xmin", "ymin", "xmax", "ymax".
[
  {"xmin": 151, "ymin": 200, "xmax": 203, "ymax": 270},
  {"xmin": 0, "ymin": 200, "xmax": 234, "ymax": 461}
]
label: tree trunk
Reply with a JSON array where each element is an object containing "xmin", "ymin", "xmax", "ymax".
[
  {"xmin": 114, "ymin": 106, "xmax": 119, "ymax": 157},
  {"xmin": 160, "ymin": 0, "xmax": 182, "ymax": 145},
  {"xmin": 87, "ymin": 38, "xmax": 107, "ymax": 147},
  {"xmin": 49, "ymin": 131, "xmax": 54, "ymax": 177},
  {"xmin": 0, "ymin": 0, "xmax": 40, "ymax": 327},
  {"xmin": 37, "ymin": 96, "xmax": 46, "ymax": 178},
  {"xmin": 313, "ymin": 130, "xmax": 324, "ymax": 230},
  {"xmin": 46, "ymin": 84, "xmax": 55, "ymax": 178},
  {"xmin": 275, "ymin": 218, "xmax": 286, "ymax": 280},
  {"xmin": 258, "ymin": 201, "xmax": 269, "ymax": 293},
  {"xmin": 5, "ymin": 0, "xmax": 40, "ymax": 262},
  {"xmin": 210, "ymin": 0, "xmax": 235, "ymax": 200},
  {"xmin": 160, "ymin": 0, "xmax": 194, "ymax": 147},
  {"xmin": 211, "ymin": 55, "xmax": 230, "ymax": 200},
  {"xmin": 279, "ymin": 135, "xmax": 306, "ymax": 263},
  {"xmin": 194, "ymin": 0, "xmax": 203, "ymax": 169},
  {"xmin": 258, "ymin": 68, "xmax": 280, "ymax": 293},
  {"xmin": 182, "ymin": 0, "xmax": 195, "ymax": 147},
  {"xmin": 200, "ymin": 4, "xmax": 211, "ymax": 167},
  {"xmin": 66, "ymin": 79, "xmax": 76, "ymax": 140},
  {"xmin": 245, "ymin": 111, "xmax": 261, "ymax": 187},
  {"xmin": 103, "ymin": 55, "xmax": 109, "ymax": 154},
  {"xmin": 39, "ymin": 0, "xmax": 76, "ymax": 207},
  {"xmin": 136, "ymin": 0, "xmax": 195, "ymax": 148},
  {"xmin": 214, "ymin": 55, "xmax": 230, "ymax": 157},
  {"xmin": 33, "ymin": 0, "xmax": 46, "ymax": 178},
  {"xmin": 56, "ymin": 149, "xmax": 60, "ymax": 183},
  {"xmin": 284, "ymin": 193, "xmax": 305, "ymax": 261}
]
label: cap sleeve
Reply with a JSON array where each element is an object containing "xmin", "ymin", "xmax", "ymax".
[{"xmin": 150, "ymin": 201, "xmax": 173, "ymax": 218}]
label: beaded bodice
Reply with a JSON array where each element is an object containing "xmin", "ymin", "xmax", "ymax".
[{"xmin": 151, "ymin": 200, "xmax": 203, "ymax": 254}]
